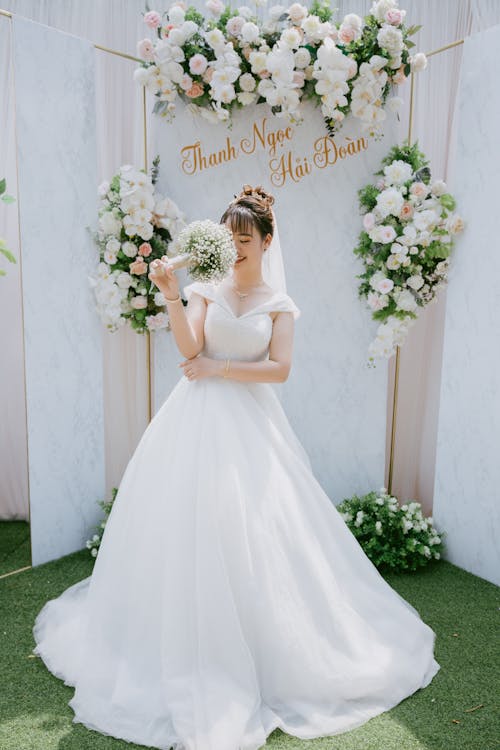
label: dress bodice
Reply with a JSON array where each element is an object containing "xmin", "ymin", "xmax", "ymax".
[{"xmin": 183, "ymin": 281, "xmax": 300, "ymax": 362}]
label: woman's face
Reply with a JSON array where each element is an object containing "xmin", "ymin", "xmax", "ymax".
[{"xmin": 225, "ymin": 219, "xmax": 271, "ymax": 271}]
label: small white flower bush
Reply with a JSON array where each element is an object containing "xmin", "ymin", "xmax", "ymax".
[
  {"xmin": 85, "ymin": 487, "xmax": 118, "ymax": 558},
  {"xmin": 337, "ymin": 487, "xmax": 445, "ymax": 572},
  {"xmin": 88, "ymin": 156, "xmax": 186, "ymax": 333},
  {"xmin": 354, "ymin": 140, "xmax": 464, "ymax": 365},
  {"xmin": 134, "ymin": 0, "xmax": 426, "ymax": 137}
]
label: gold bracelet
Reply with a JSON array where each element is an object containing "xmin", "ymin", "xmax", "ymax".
[
  {"xmin": 223, "ymin": 358, "xmax": 231, "ymax": 378},
  {"xmin": 165, "ymin": 294, "xmax": 182, "ymax": 303}
]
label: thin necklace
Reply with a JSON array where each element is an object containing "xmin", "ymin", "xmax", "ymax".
[{"xmin": 231, "ymin": 279, "xmax": 266, "ymax": 298}]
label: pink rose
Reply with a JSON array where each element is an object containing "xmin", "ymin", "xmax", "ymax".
[
  {"xmin": 338, "ymin": 26, "xmax": 355, "ymax": 44},
  {"xmin": 410, "ymin": 181, "xmax": 428, "ymax": 199},
  {"xmin": 202, "ymin": 66, "xmax": 214, "ymax": 83},
  {"xmin": 379, "ymin": 225, "xmax": 397, "ymax": 243},
  {"xmin": 189, "ymin": 53, "xmax": 208, "ymax": 76},
  {"xmin": 186, "ymin": 82, "xmax": 205, "ymax": 98},
  {"xmin": 160, "ymin": 23, "xmax": 175, "ymax": 39},
  {"xmin": 137, "ymin": 39, "xmax": 155, "ymax": 61},
  {"xmin": 130, "ymin": 295, "xmax": 148, "ymax": 309},
  {"xmin": 378, "ymin": 278, "xmax": 394, "ymax": 294},
  {"xmin": 130, "ymin": 258, "xmax": 148, "ymax": 275},
  {"xmin": 363, "ymin": 213, "xmax": 376, "ymax": 231},
  {"xmin": 259, "ymin": 69, "xmax": 271, "ymax": 78},
  {"xmin": 144, "ymin": 10, "xmax": 162, "ymax": 29},
  {"xmin": 138, "ymin": 242, "xmax": 152, "ymax": 257},
  {"xmin": 399, "ymin": 202, "xmax": 414, "ymax": 221},
  {"xmin": 180, "ymin": 73, "xmax": 193, "ymax": 91},
  {"xmin": 386, "ymin": 9, "xmax": 404, "ymax": 26}
]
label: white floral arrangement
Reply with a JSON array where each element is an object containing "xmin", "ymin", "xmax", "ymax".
[
  {"xmin": 88, "ymin": 157, "xmax": 186, "ymax": 333},
  {"xmin": 353, "ymin": 141, "xmax": 465, "ymax": 364},
  {"xmin": 337, "ymin": 487, "xmax": 445, "ymax": 572},
  {"xmin": 134, "ymin": 0, "xmax": 426, "ymax": 137}
]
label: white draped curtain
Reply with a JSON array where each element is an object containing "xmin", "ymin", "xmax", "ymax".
[{"xmin": 1, "ymin": 0, "xmax": 499, "ymax": 520}]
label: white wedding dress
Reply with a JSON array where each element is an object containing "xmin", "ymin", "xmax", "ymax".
[{"xmin": 32, "ymin": 279, "xmax": 440, "ymax": 750}]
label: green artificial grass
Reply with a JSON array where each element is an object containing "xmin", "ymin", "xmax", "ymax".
[
  {"xmin": 0, "ymin": 521, "xmax": 31, "ymax": 577},
  {"xmin": 0, "ymin": 550, "xmax": 498, "ymax": 750}
]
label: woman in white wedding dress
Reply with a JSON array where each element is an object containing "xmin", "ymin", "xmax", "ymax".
[{"xmin": 32, "ymin": 184, "xmax": 440, "ymax": 750}]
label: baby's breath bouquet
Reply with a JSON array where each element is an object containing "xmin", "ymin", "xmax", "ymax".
[
  {"xmin": 337, "ymin": 488, "xmax": 445, "ymax": 572},
  {"xmin": 165, "ymin": 218, "xmax": 237, "ymax": 282}
]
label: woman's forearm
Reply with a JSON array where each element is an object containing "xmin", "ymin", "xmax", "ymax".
[
  {"xmin": 164, "ymin": 296, "xmax": 201, "ymax": 359},
  {"xmin": 213, "ymin": 357, "xmax": 290, "ymax": 383}
]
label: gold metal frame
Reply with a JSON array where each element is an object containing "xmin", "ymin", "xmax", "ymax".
[
  {"xmin": 0, "ymin": 3, "xmax": 465, "ymax": 573},
  {"xmin": 386, "ymin": 37, "xmax": 465, "ymax": 495}
]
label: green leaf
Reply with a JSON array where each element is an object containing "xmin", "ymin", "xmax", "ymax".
[
  {"xmin": 0, "ymin": 245, "xmax": 17, "ymax": 264},
  {"xmin": 0, "ymin": 178, "xmax": 5, "ymax": 196},
  {"xmin": 1, "ymin": 194, "xmax": 16, "ymax": 204},
  {"xmin": 406, "ymin": 24, "xmax": 422, "ymax": 36}
]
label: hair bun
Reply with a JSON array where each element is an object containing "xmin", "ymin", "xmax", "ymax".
[{"xmin": 235, "ymin": 184, "xmax": 275, "ymax": 210}]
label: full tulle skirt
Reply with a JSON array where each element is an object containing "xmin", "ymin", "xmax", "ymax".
[{"xmin": 33, "ymin": 374, "xmax": 440, "ymax": 750}]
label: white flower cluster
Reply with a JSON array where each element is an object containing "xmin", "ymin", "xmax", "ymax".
[
  {"xmin": 176, "ymin": 219, "xmax": 237, "ymax": 282},
  {"xmin": 358, "ymin": 152, "xmax": 464, "ymax": 362},
  {"xmin": 135, "ymin": 0, "xmax": 423, "ymax": 132},
  {"xmin": 89, "ymin": 164, "xmax": 186, "ymax": 333}
]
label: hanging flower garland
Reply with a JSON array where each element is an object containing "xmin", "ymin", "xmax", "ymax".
[
  {"xmin": 354, "ymin": 141, "xmax": 465, "ymax": 365},
  {"xmin": 134, "ymin": 0, "xmax": 427, "ymax": 137},
  {"xmin": 88, "ymin": 157, "xmax": 187, "ymax": 333}
]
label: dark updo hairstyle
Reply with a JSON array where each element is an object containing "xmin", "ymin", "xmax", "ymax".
[{"xmin": 220, "ymin": 184, "xmax": 275, "ymax": 244}]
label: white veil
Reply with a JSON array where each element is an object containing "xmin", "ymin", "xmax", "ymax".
[{"xmin": 262, "ymin": 208, "xmax": 287, "ymax": 294}]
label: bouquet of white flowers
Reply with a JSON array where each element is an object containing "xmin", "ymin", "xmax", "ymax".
[
  {"xmin": 354, "ymin": 141, "xmax": 465, "ymax": 364},
  {"xmin": 88, "ymin": 156, "xmax": 186, "ymax": 333},
  {"xmin": 155, "ymin": 218, "xmax": 237, "ymax": 283}
]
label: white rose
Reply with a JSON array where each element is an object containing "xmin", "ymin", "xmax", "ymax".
[
  {"xmin": 395, "ymin": 289, "xmax": 417, "ymax": 311},
  {"xmin": 169, "ymin": 5, "xmax": 185, "ymax": 24},
  {"xmin": 431, "ymin": 179, "xmax": 447, "ymax": 196},
  {"xmin": 241, "ymin": 21, "xmax": 260, "ymax": 43},
  {"xmin": 377, "ymin": 24, "xmax": 403, "ymax": 55},
  {"xmin": 168, "ymin": 28, "xmax": 186, "ymax": 46},
  {"xmin": 294, "ymin": 47, "xmax": 311, "ymax": 68},
  {"xmin": 206, "ymin": 0, "xmax": 225, "ymax": 16},
  {"xmin": 410, "ymin": 52, "xmax": 427, "ymax": 72},
  {"xmin": 117, "ymin": 272, "xmax": 134, "ymax": 289},
  {"xmin": 383, "ymin": 159, "xmax": 413, "ymax": 186},
  {"xmin": 280, "ymin": 27, "xmax": 302, "ymax": 49},
  {"xmin": 106, "ymin": 237, "xmax": 121, "ymax": 253},
  {"xmin": 287, "ymin": 2, "xmax": 308, "ymax": 24},
  {"xmin": 103, "ymin": 249, "xmax": 117, "ymax": 265},
  {"xmin": 122, "ymin": 241, "xmax": 138, "ymax": 258},
  {"xmin": 249, "ymin": 50, "xmax": 268, "ymax": 73},
  {"xmin": 237, "ymin": 91, "xmax": 257, "ymax": 105},
  {"xmin": 407, "ymin": 275, "xmax": 424, "ymax": 290},
  {"xmin": 376, "ymin": 187, "xmax": 405, "ymax": 218},
  {"xmin": 239, "ymin": 72, "xmax": 257, "ymax": 91}
]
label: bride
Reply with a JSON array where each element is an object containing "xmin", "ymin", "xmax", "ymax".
[{"xmin": 32, "ymin": 184, "xmax": 440, "ymax": 750}]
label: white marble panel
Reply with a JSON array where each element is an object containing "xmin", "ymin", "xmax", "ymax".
[
  {"xmin": 152, "ymin": 97, "xmax": 398, "ymax": 502},
  {"xmin": 11, "ymin": 17, "xmax": 105, "ymax": 566},
  {"xmin": 433, "ymin": 24, "xmax": 500, "ymax": 586}
]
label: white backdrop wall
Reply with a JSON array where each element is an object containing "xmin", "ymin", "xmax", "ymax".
[
  {"xmin": 431, "ymin": 24, "xmax": 500, "ymax": 587},
  {"xmin": 152, "ymin": 102, "xmax": 397, "ymax": 500},
  {"xmin": 10, "ymin": 16, "xmax": 105, "ymax": 565},
  {"xmin": 1, "ymin": 1, "xmax": 500, "ymax": 534}
]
